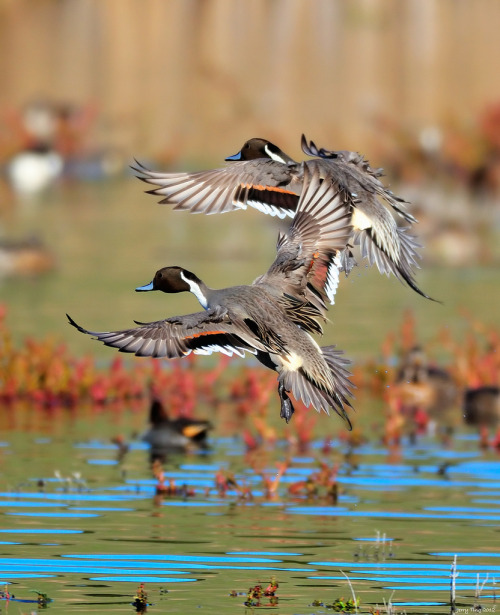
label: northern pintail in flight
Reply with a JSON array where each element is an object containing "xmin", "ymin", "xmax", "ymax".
[{"xmin": 134, "ymin": 134, "xmax": 433, "ymax": 300}]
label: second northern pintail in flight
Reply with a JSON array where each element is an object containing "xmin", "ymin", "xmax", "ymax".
[
  {"xmin": 68, "ymin": 166, "xmax": 354, "ymax": 425},
  {"xmin": 134, "ymin": 134, "xmax": 434, "ymax": 301}
]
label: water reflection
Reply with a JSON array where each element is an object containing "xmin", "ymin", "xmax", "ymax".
[{"xmin": 1, "ymin": 426, "xmax": 500, "ymax": 613}]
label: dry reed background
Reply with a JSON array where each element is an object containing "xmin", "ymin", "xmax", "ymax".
[{"xmin": 1, "ymin": 0, "xmax": 500, "ymax": 161}]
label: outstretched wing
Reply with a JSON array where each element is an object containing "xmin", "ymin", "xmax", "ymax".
[
  {"xmin": 256, "ymin": 162, "xmax": 352, "ymax": 311},
  {"xmin": 133, "ymin": 159, "xmax": 299, "ymax": 219},
  {"xmin": 301, "ymin": 135, "xmax": 434, "ymax": 300},
  {"xmin": 66, "ymin": 310, "xmax": 266, "ymax": 359}
]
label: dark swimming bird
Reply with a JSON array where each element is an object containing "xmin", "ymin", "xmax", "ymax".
[
  {"xmin": 67, "ymin": 166, "xmax": 354, "ymax": 425},
  {"xmin": 143, "ymin": 398, "xmax": 213, "ymax": 456},
  {"xmin": 463, "ymin": 386, "xmax": 500, "ymax": 428},
  {"xmin": 133, "ymin": 134, "xmax": 432, "ymax": 300}
]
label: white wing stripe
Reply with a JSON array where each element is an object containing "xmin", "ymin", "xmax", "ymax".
[
  {"xmin": 192, "ymin": 345, "xmax": 256, "ymax": 357},
  {"xmin": 325, "ymin": 253, "xmax": 341, "ymax": 305}
]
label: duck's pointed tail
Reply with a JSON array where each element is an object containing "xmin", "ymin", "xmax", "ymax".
[
  {"xmin": 280, "ymin": 345, "xmax": 355, "ymax": 429},
  {"xmin": 355, "ymin": 225, "xmax": 439, "ymax": 302}
]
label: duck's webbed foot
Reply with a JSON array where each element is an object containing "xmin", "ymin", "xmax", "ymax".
[{"xmin": 278, "ymin": 382, "xmax": 295, "ymax": 423}]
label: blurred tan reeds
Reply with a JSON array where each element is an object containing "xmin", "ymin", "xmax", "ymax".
[{"xmin": 1, "ymin": 0, "xmax": 500, "ymax": 161}]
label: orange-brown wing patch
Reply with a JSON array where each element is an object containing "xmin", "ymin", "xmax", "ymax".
[
  {"xmin": 243, "ymin": 183, "xmax": 297, "ymax": 196},
  {"xmin": 308, "ymin": 253, "xmax": 334, "ymax": 295}
]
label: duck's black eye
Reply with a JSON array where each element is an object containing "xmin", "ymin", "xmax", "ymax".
[
  {"xmin": 158, "ymin": 272, "xmax": 163, "ymax": 278},
  {"xmin": 244, "ymin": 143, "xmax": 250, "ymax": 149}
]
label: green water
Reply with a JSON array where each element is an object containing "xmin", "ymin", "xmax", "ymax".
[{"xmin": 0, "ymin": 405, "xmax": 499, "ymax": 614}]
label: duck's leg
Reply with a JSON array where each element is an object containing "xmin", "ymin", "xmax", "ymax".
[{"xmin": 278, "ymin": 382, "xmax": 295, "ymax": 423}]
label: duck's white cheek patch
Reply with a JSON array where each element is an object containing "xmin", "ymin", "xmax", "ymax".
[{"xmin": 281, "ymin": 352, "xmax": 303, "ymax": 371}]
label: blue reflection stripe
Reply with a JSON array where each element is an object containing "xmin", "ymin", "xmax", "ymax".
[
  {"xmin": 308, "ymin": 576, "xmax": 497, "ymax": 590},
  {"xmin": 6, "ymin": 512, "xmax": 99, "ymax": 518},
  {"xmin": 0, "ymin": 492, "xmax": 147, "ymax": 501},
  {"xmin": 425, "ymin": 506, "xmax": 500, "ymax": 513},
  {"xmin": 0, "ymin": 574, "xmax": 54, "ymax": 580},
  {"xmin": 312, "ymin": 570, "xmax": 495, "ymax": 578},
  {"xmin": 0, "ymin": 565, "xmax": 188, "ymax": 575},
  {"xmin": 394, "ymin": 603, "xmax": 447, "ymax": 607},
  {"xmin": 73, "ymin": 442, "xmax": 148, "ymax": 450},
  {"xmin": 0, "ymin": 529, "xmax": 82, "ymax": 534},
  {"xmin": 313, "ymin": 561, "xmax": 500, "ymax": 572},
  {"xmin": 65, "ymin": 554, "xmax": 283, "ymax": 563},
  {"xmin": 0, "ymin": 561, "xmax": 315, "ymax": 573},
  {"xmin": 89, "ymin": 576, "xmax": 196, "ymax": 583},
  {"xmin": 0, "ymin": 502, "xmax": 61, "ymax": 507},
  {"xmin": 289, "ymin": 508, "xmax": 500, "ymax": 520},
  {"xmin": 337, "ymin": 477, "xmax": 482, "ymax": 488},
  {"xmin": 68, "ymin": 507, "xmax": 135, "ymax": 512},
  {"xmin": 0, "ymin": 542, "xmax": 20, "ymax": 545},
  {"xmin": 226, "ymin": 551, "xmax": 303, "ymax": 556},
  {"xmin": 384, "ymin": 585, "xmax": 497, "ymax": 592},
  {"xmin": 161, "ymin": 502, "xmax": 226, "ymax": 507},
  {"xmin": 431, "ymin": 552, "xmax": 500, "ymax": 557},
  {"xmin": 179, "ymin": 464, "xmax": 227, "ymax": 471}
]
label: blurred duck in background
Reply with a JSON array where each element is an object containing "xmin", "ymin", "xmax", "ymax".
[
  {"xmin": 142, "ymin": 397, "xmax": 213, "ymax": 460},
  {"xmin": 390, "ymin": 345, "xmax": 460, "ymax": 434},
  {"xmin": 4, "ymin": 101, "xmax": 63, "ymax": 196},
  {"xmin": 7, "ymin": 144, "xmax": 63, "ymax": 196},
  {"xmin": 1, "ymin": 99, "xmax": 123, "ymax": 196},
  {"xmin": 463, "ymin": 386, "xmax": 500, "ymax": 431},
  {"xmin": 0, "ymin": 236, "xmax": 55, "ymax": 277}
]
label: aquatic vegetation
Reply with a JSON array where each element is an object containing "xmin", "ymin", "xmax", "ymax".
[
  {"xmin": 1, "ymin": 302, "xmax": 499, "ymax": 459},
  {"xmin": 312, "ymin": 572, "xmax": 359, "ymax": 612},
  {"xmin": 0, "ymin": 304, "xmax": 249, "ymax": 411},
  {"xmin": 243, "ymin": 576, "xmax": 279, "ymax": 607},
  {"xmin": 54, "ymin": 470, "xmax": 89, "ymax": 493},
  {"xmin": 0, "ymin": 586, "xmax": 53, "ymax": 608},
  {"xmin": 353, "ymin": 531, "xmax": 394, "ymax": 562},
  {"xmin": 30, "ymin": 589, "xmax": 52, "ymax": 608},
  {"xmin": 132, "ymin": 582, "xmax": 148, "ymax": 613},
  {"xmin": 152, "ymin": 459, "xmax": 195, "ymax": 498},
  {"xmin": 214, "ymin": 468, "xmax": 241, "ymax": 498},
  {"xmin": 0, "ymin": 585, "xmax": 12, "ymax": 600},
  {"xmin": 288, "ymin": 459, "xmax": 340, "ymax": 504},
  {"xmin": 312, "ymin": 596, "xmax": 359, "ymax": 612}
]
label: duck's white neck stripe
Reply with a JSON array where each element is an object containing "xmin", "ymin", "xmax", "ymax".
[
  {"xmin": 180, "ymin": 271, "xmax": 208, "ymax": 309},
  {"xmin": 264, "ymin": 144, "xmax": 287, "ymax": 164}
]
